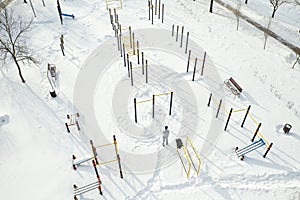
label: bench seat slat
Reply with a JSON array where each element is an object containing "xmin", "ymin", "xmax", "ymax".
[{"xmin": 229, "ymin": 77, "xmax": 242, "ymax": 92}]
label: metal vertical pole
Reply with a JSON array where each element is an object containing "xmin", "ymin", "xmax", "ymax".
[
  {"xmin": 148, "ymin": 0, "xmax": 151, "ymax": 20},
  {"xmin": 127, "ymin": 54, "xmax": 130, "ymax": 76},
  {"xmin": 216, "ymin": 99, "xmax": 222, "ymax": 118},
  {"xmin": 209, "ymin": 0, "xmax": 213, "ymax": 13},
  {"xmin": 90, "ymin": 140, "xmax": 99, "ymax": 165},
  {"xmin": 151, "ymin": 3, "xmax": 154, "ymax": 24},
  {"xmin": 176, "ymin": 25, "xmax": 179, "ymax": 41},
  {"xmin": 123, "ymin": 43, "xmax": 126, "ymax": 67},
  {"xmin": 224, "ymin": 108, "xmax": 233, "ymax": 131},
  {"xmin": 192, "ymin": 57, "xmax": 198, "ymax": 81},
  {"xmin": 263, "ymin": 143, "xmax": 273, "ymax": 158},
  {"xmin": 114, "ymin": 8, "xmax": 117, "ymax": 22},
  {"xmin": 186, "ymin": 50, "xmax": 191, "ymax": 72},
  {"xmin": 113, "ymin": 135, "xmax": 123, "ymax": 178},
  {"xmin": 29, "ymin": 0, "xmax": 37, "ymax": 17},
  {"xmin": 137, "ymin": 41, "xmax": 140, "ymax": 64},
  {"xmin": 119, "ymin": 32, "xmax": 122, "ymax": 57},
  {"xmin": 152, "ymin": 95, "xmax": 155, "ymax": 118},
  {"xmin": 116, "ymin": 14, "xmax": 119, "ymax": 23},
  {"xmin": 162, "ymin": 4, "xmax": 164, "ymax": 23},
  {"xmin": 155, "ymin": 0, "xmax": 157, "ymax": 15},
  {"xmin": 130, "ymin": 62, "xmax": 133, "ymax": 86},
  {"xmin": 251, "ymin": 123, "xmax": 262, "ymax": 142},
  {"xmin": 57, "ymin": 0, "xmax": 63, "ymax": 24},
  {"xmin": 134, "ymin": 98, "xmax": 137, "ymax": 123},
  {"xmin": 241, "ymin": 105, "xmax": 251, "ymax": 128},
  {"xmin": 158, "ymin": 0, "xmax": 161, "ymax": 19},
  {"xmin": 208, "ymin": 93, "xmax": 212, "ymax": 107},
  {"xmin": 169, "ymin": 92, "xmax": 173, "ymax": 115},
  {"xmin": 116, "ymin": 32, "xmax": 120, "ymax": 50},
  {"xmin": 185, "ymin": 32, "xmax": 189, "ymax": 54},
  {"xmin": 201, "ymin": 52, "xmax": 206, "ymax": 75},
  {"xmin": 92, "ymin": 160, "xmax": 102, "ymax": 195},
  {"xmin": 142, "ymin": 52, "xmax": 144, "ymax": 75},
  {"xmin": 114, "ymin": 25, "xmax": 117, "ymax": 37},
  {"xmin": 146, "ymin": 60, "xmax": 148, "ymax": 83},
  {"xmin": 172, "ymin": 24, "xmax": 174, "ymax": 36},
  {"xmin": 133, "ymin": 33, "xmax": 135, "ymax": 55},
  {"xmin": 129, "ymin": 26, "xmax": 132, "ymax": 48},
  {"xmin": 109, "ymin": 8, "xmax": 112, "ymax": 21},
  {"xmin": 180, "ymin": 26, "xmax": 184, "ymax": 47}
]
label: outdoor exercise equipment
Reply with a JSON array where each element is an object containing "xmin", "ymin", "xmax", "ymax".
[
  {"xmin": 73, "ymin": 160, "xmax": 102, "ymax": 199},
  {"xmin": 207, "ymin": 92, "xmax": 273, "ymax": 159},
  {"xmin": 127, "ymin": 60, "xmax": 148, "ymax": 86},
  {"xmin": 73, "ymin": 137, "xmax": 122, "ymax": 198},
  {"xmin": 134, "ymin": 92, "xmax": 173, "ymax": 123},
  {"xmin": 186, "ymin": 51, "xmax": 206, "ymax": 78},
  {"xmin": 224, "ymin": 105, "xmax": 251, "ymax": 131},
  {"xmin": 235, "ymin": 138, "xmax": 265, "ymax": 160},
  {"xmin": 65, "ymin": 113, "xmax": 80, "ymax": 133},
  {"xmin": 207, "ymin": 93, "xmax": 223, "ymax": 118},
  {"xmin": 57, "ymin": 0, "xmax": 75, "ymax": 25},
  {"xmin": 148, "ymin": 0, "xmax": 164, "ymax": 24},
  {"xmin": 106, "ymin": 0, "xmax": 123, "ymax": 10},
  {"xmin": 90, "ymin": 135, "xmax": 123, "ymax": 178},
  {"xmin": 176, "ymin": 137, "xmax": 201, "ymax": 179},
  {"xmin": 72, "ymin": 155, "xmax": 95, "ymax": 170},
  {"xmin": 73, "ymin": 181, "xmax": 100, "ymax": 199}
]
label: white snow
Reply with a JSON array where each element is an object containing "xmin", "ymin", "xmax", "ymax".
[{"xmin": 0, "ymin": 0, "xmax": 299, "ymax": 199}]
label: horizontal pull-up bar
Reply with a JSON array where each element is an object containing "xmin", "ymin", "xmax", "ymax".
[
  {"xmin": 232, "ymin": 108, "xmax": 247, "ymax": 113},
  {"xmin": 90, "ymin": 136, "xmax": 123, "ymax": 179},
  {"xmin": 136, "ymin": 92, "xmax": 172, "ymax": 104},
  {"xmin": 131, "ymin": 65, "xmax": 143, "ymax": 69},
  {"xmin": 155, "ymin": 92, "xmax": 172, "ymax": 96},
  {"xmin": 136, "ymin": 99, "xmax": 152, "ymax": 104},
  {"xmin": 134, "ymin": 91, "xmax": 173, "ymax": 123},
  {"xmin": 97, "ymin": 159, "xmax": 118, "ymax": 166},
  {"xmin": 95, "ymin": 143, "xmax": 114, "ymax": 148}
]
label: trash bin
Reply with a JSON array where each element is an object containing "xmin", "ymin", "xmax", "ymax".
[
  {"xmin": 49, "ymin": 90, "xmax": 57, "ymax": 98},
  {"xmin": 283, "ymin": 123, "xmax": 292, "ymax": 134},
  {"xmin": 176, "ymin": 139, "xmax": 183, "ymax": 149}
]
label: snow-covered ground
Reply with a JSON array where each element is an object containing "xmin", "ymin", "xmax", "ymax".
[{"xmin": 0, "ymin": 0, "xmax": 299, "ymax": 199}]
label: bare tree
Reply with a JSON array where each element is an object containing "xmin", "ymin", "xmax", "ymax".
[
  {"xmin": 0, "ymin": 9, "xmax": 38, "ymax": 83},
  {"xmin": 270, "ymin": 0, "xmax": 290, "ymax": 18}
]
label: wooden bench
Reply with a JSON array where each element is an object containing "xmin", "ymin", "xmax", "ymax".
[
  {"xmin": 224, "ymin": 77, "xmax": 242, "ymax": 96},
  {"xmin": 229, "ymin": 77, "xmax": 242, "ymax": 93}
]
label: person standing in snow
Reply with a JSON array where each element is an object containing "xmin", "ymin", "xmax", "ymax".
[{"xmin": 162, "ymin": 126, "xmax": 169, "ymax": 147}]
